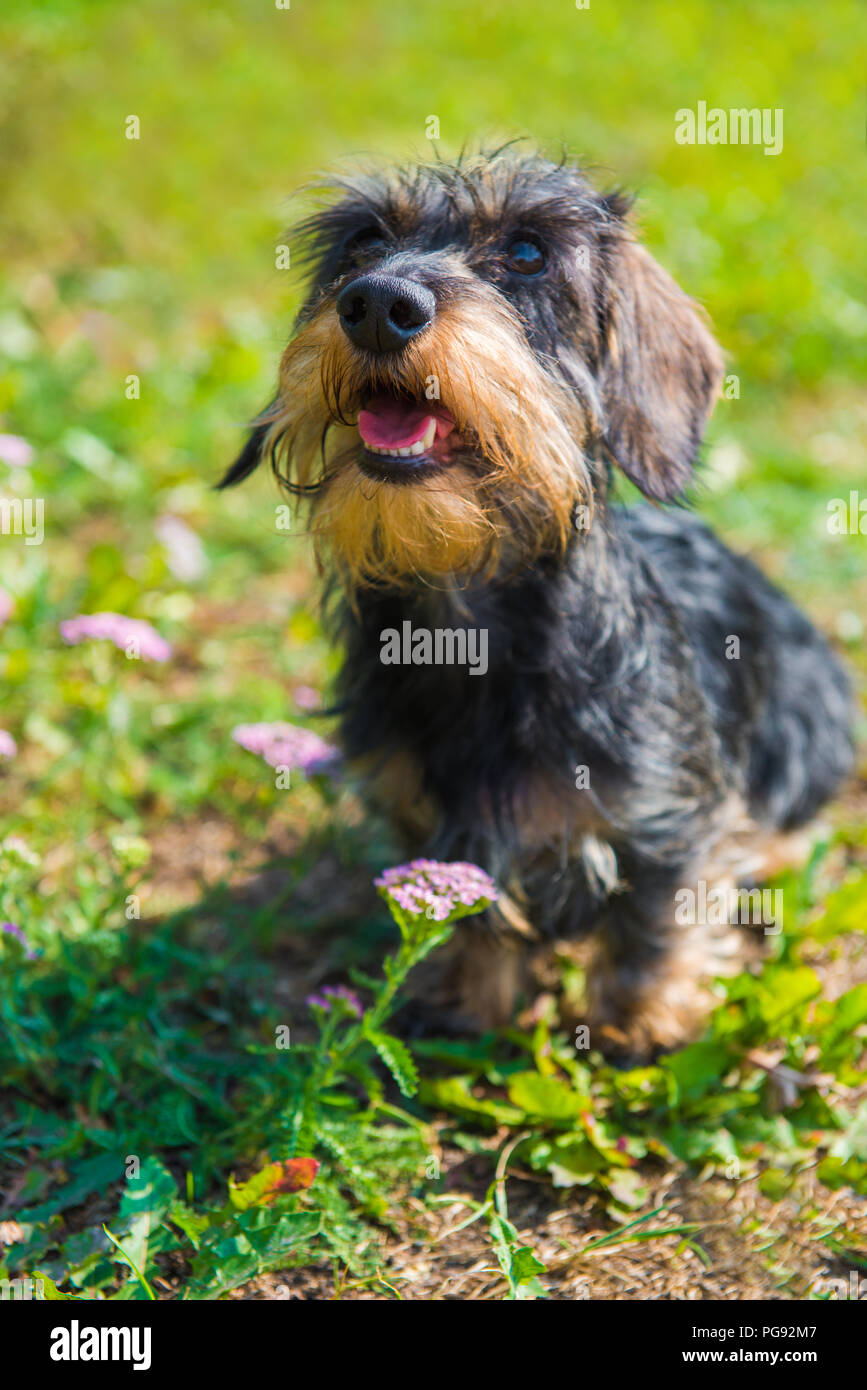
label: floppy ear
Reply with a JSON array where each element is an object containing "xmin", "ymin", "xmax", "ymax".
[
  {"xmin": 218, "ymin": 418, "xmax": 272, "ymax": 489},
  {"xmin": 599, "ymin": 240, "xmax": 724, "ymax": 501}
]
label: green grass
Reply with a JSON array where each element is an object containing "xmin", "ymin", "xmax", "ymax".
[{"xmin": 0, "ymin": 0, "xmax": 865, "ymax": 1300}]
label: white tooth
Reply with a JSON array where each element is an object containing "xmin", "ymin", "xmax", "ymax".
[
  {"xmin": 408, "ymin": 441, "xmax": 424, "ymax": 456},
  {"xmin": 422, "ymin": 418, "xmax": 436, "ymax": 450},
  {"xmin": 397, "ymin": 447, "xmax": 411, "ymax": 457}
]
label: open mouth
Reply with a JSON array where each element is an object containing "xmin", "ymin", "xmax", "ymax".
[{"xmin": 356, "ymin": 393, "xmax": 456, "ymax": 480}]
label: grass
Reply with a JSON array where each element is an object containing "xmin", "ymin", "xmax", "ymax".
[{"xmin": 0, "ymin": 0, "xmax": 865, "ymax": 1300}]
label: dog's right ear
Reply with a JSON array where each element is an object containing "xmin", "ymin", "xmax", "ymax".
[
  {"xmin": 217, "ymin": 417, "xmax": 272, "ymax": 489},
  {"xmin": 598, "ymin": 240, "xmax": 724, "ymax": 502}
]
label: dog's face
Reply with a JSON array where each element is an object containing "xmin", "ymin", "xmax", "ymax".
[{"xmin": 224, "ymin": 151, "xmax": 723, "ymax": 588}]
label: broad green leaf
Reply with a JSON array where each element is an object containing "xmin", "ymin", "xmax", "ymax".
[
  {"xmin": 506, "ymin": 1071, "xmax": 587, "ymax": 1121},
  {"xmin": 754, "ymin": 966, "xmax": 822, "ymax": 1026},
  {"xmin": 511, "ymin": 1246, "xmax": 546, "ymax": 1283},
  {"xmin": 419, "ymin": 1075, "xmax": 524, "ymax": 1126},
  {"xmin": 661, "ymin": 1041, "xmax": 731, "ymax": 1102},
  {"xmin": 808, "ymin": 875, "xmax": 867, "ymax": 942},
  {"xmin": 758, "ymin": 1167, "xmax": 796, "ymax": 1201}
]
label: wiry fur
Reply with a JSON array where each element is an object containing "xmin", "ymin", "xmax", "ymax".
[
  {"xmin": 222, "ymin": 148, "xmax": 854, "ymax": 1057},
  {"xmin": 256, "ymin": 253, "xmax": 594, "ymax": 586}
]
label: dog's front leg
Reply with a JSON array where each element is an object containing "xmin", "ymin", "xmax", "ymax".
[{"xmin": 585, "ymin": 868, "xmax": 742, "ymax": 1060}]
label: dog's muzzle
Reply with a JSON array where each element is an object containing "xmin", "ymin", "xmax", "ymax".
[{"xmin": 337, "ymin": 272, "xmax": 435, "ymax": 353}]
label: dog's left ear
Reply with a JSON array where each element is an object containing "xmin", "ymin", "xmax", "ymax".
[
  {"xmin": 218, "ymin": 417, "xmax": 272, "ymax": 489},
  {"xmin": 598, "ymin": 239, "xmax": 724, "ymax": 501}
]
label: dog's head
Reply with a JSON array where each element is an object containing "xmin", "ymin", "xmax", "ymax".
[{"xmin": 223, "ymin": 149, "xmax": 723, "ymax": 588}]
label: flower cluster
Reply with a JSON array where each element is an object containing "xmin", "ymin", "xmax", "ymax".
[
  {"xmin": 232, "ymin": 721, "xmax": 339, "ymax": 775},
  {"xmin": 375, "ymin": 858, "xmax": 498, "ymax": 922},
  {"xmin": 0, "ymin": 731, "xmax": 17, "ymax": 759},
  {"xmin": 60, "ymin": 612, "xmax": 172, "ymax": 662},
  {"xmin": 305, "ymin": 984, "xmax": 363, "ymax": 1017}
]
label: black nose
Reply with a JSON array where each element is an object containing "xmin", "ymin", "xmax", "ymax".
[{"xmin": 337, "ymin": 273, "xmax": 436, "ymax": 352}]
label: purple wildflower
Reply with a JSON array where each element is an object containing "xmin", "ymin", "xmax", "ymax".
[
  {"xmin": 305, "ymin": 984, "xmax": 363, "ymax": 1018},
  {"xmin": 292, "ymin": 685, "xmax": 320, "ymax": 712},
  {"xmin": 375, "ymin": 858, "xmax": 498, "ymax": 922},
  {"xmin": 60, "ymin": 612, "xmax": 172, "ymax": 662},
  {"xmin": 0, "ymin": 435, "xmax": 34, "ymax": 469},
  {"xmin": 156, "ymin": 514, "xmax": 208, "ymax": 582},
  {"xmin": 1, "ymin": 922, "xmax": 36, "ymax": 959},
  {"xmin": 0, "ymin": 589, "xmax": 13, "ymax": 626},
  {"xmin": 0, "ymin": 731, "xmax": 17, "ymax": 759},
  {"xmin": 232, "ymin": 721, "xmax": 339, "ymax": 775}
]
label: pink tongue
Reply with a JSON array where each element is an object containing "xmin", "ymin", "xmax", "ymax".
[{"xmin": 358, "ymin": 396, "xmax": 453, "ymax": 450}]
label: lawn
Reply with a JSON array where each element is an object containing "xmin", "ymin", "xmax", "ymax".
[{"xmin": 0, "ymin": 0, "xmax": 865, "ymax": 1300}]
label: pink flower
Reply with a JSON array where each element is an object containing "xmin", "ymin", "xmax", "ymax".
[
  {"xmin": 375, "ymin": 858, "xmax": 498, "ymax": 922},
  {"xmin": 231, "ymin": 721, "xmax": 339, "ymax": 775},
  {"xmin": 306, "ymin": 984, "xmax": 363, "ymax": 1018},
  {"xmin": 156, "ymin": 514, "xmax": 208, "ymax": 582},
  {"xmin": 1, "ymin": 922, "xmax": 36, "ymax": 958},
  {"xmin": 0, "ymin": 589, "xmax": 13, "ymax": 626},
  {"xmin": 292, "ymin": 685, "xmax": 320, "ymax": 712},
  {"xmin": 0, "ymin": 731, "xmax": 17, "ymax": 758},
  {"xmin": 60, "ymin": 612, "xmax": 172, "ymax": 662},
  {"xmin": 0, "ymin": 435, "xmax": 34, "ymax": 468}
]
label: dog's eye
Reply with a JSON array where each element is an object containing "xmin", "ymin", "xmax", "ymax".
[
  {"xmin": 504, "ymin": 237, "xmax": 546, "ymax": 276},
  {"xmin": 344, "ymin": 227, "xmax": 388, "ymax": 260}
]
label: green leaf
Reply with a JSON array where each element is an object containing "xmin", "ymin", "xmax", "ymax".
[
  {"xmin": 506, "ymin": 1071, "xmax": 587, "ymax": 1121},
  {"xmin": 115, "ymin": 1157, "xmax": 178, "ymax": 1279},
  {"xmin": 16, "ymin": 1153, "xmax": 121, "ymax": 1224},
  {"xmin": 816, "ymin": 1155, "xmax": 867, "ymax": 1195},
  {"xmin": 661, "ymin": 1041, "xmax": 731, "ymax": 1102},
  {"xmin": 118, "ymin": 1156, "xmax": 177, "ymax": 1224},
  {"xmin": 419, "ymin": 1075, "xmax": 525, "ymax": 1127},
  {"xmin": 822, "ymin": 985, "xmax": 867, "ymax": 1052},
  {"xmin": 758, "ymin": 1167, "xmax": 796, "ymax": 1201},
  {"xmin": 488, "ymin": 1211, "xmax": 546, "ymax": 1299},
  {"xmin": 102, "ymin": 1225, "xmax": 156, "ymax": 1300},
  {"xmin": 187, "ymin": 1212, "xmax": 320, "ymax": 1299},
  {"xmin": 753, "ymin": 966, "xmax": 822, "ymax": 1026},
  {"xmin": 808, "ymin": 875, "xmax": 867, "ymax": 942},
  {"xmin": 33, "ymin": 1272, "xmax": 84, "ymax": 1301},
  {"xmin": 539, "ymin": 1137, "xmax": 608, "ymax": 1187},
  {"xmin": 511, "ymin": 1246, "xmax": 546, "ymax": 1282},
  {"xmin": 364, "ymin": 1027, "xmax": 419, "ymax": 1098},
  {"xmin": 168, "ymin": 1202, "xmax": 210, "ymax": 1250}
]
